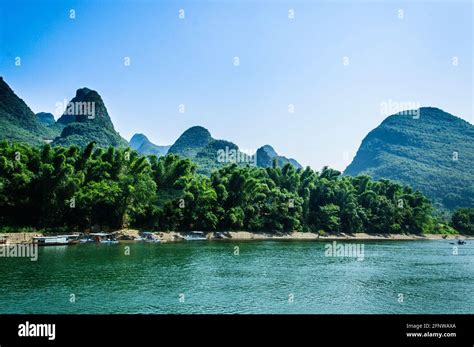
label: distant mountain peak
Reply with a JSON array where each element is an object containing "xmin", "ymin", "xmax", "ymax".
[
  {"xmin": 56, "ymin": 87, "xmax": 112, "ymax": 126},
  {"xmin": 181, "ymin": 126, "xmax": 212, "ymax": 138},
  {"xmin": 256, "ymin": 145, "xmax": 302, "ymax": 169},
  {"xmin": 130, "ymin": 133, "xmax": 148, "ymax": 145},
  {"xmin": 129, "ymin": 133, "xmax": 170, "ymax": 157},
  {"xmin": 36, "ymin": 112, "xmax": 55, "ymax": 125},
  {"xmin": 383, "ymin": 107, "xmax": 468, "ymax": 125},
  {"xmin": 168, "ymin": 125, "xmax": 213, "ymax": 158},
  {"xmin": 75, "ymin": 87, "xmax": 95, "ymax": 97},
  {"xmin": 168, "ymin": 126, "xmax": 302, "ymax": 172},
  {"xmin": 53, "ymin": 87, "xmax": 127, "ymax": 148},
  {"xmin": 260, "ymin": 145, "xmax": 278, "ymax": 157}
]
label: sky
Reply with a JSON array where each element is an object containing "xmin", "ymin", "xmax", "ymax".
[{"xmin": 0, "ymin": 0, "xmax": 472, "ymax": 171}]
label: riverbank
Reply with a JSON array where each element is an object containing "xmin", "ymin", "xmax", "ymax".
[
  {"xmin": 112, "ymin": 229, "xmax": 474, "ymax": 241},
  {"xmin": 211, "ymin": 231, "xmax": 472, "ymax": 241},
  {"xmin": 1, "ymin": 229, "xmax": 472, "ymax": 244}
]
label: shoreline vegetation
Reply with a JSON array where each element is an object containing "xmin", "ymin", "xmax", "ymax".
[
  {"xmin": 1, "ymin": 230, "xmax": 472, "ymax": 245},
  {"xmin": 1, "ymin": 141, "xmax": 473, "ymax": 239}
]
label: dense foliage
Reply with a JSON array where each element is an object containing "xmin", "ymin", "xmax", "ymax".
[
  {"xmin": 451, "ymin": 208, "xmax": 474, "ymax": 235},
  {"xmin": 0, "ymin": 141, "xmax": 451, "ymax": 234},
  {"xmin": 345, "ymin": 107, "xmax": 474, "ymax": 211}
]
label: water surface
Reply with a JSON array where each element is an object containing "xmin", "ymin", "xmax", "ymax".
[{"xmin": 0, "ymin": 240, "xmax": 472, "ymax": 314}]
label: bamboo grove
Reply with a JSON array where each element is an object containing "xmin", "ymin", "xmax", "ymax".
[{"xmin": 0, "ymin": 141, "xmax": 470, "ymax": 234}]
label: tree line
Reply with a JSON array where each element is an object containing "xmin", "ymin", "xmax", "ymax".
[{"xmin": 0, "ymin": 141, "xmax": 471, "ymax": 234}]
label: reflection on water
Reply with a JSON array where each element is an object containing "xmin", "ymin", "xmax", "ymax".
[
  {"xmin": 41, "ymin": 245, "xmax": 69, "ymax": 253},
  {"xmin": 0, "ymin": 240, "xmax": 473, "ymax": 314}
]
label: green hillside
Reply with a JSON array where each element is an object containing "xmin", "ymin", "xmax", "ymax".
[
  {"xmin": 344, "ymin": 107, "xmax": 474, "ymax": 211},
  {"xmin": 168, "ymin": 126, "xmax": 301, "ymax": 175},
  {"xmin": 53, "ymin": 87, "xmax": 128, "ymax": 148},
  {"xmin": 0, "ymin": 77, "xmax": 55, "ymax": 145}
]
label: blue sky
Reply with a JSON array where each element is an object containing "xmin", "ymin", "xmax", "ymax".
[{"xmin": 0, "ymin": 0, "xmax": 472, "ymax": 170}]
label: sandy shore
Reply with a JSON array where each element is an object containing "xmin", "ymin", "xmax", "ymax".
[
  {"xmin": 1, "ymin": 230, "xmax": 472, "ymax": 244},
  {"xmin": 0, "ymin": 232, "xmax": 43, "ymax": 244},
  {"xmin": 111, "ymin": 229, "xmax": 465, "ymax": 242},
  {"xmin": 205, "ymin": 231, "xmax": 473, "ymax": 241},
  {"xmin": 112, "ymin": 229, "xmax": 473, "ymax": 241}
]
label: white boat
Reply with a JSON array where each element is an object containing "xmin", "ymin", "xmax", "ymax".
[
  {"xmin": 88, "ymin": 233, "xmax": 119, "ymax": 244},
  {"xmin": 33, "ymin": 235, "xmax": 79, "ymax": 246},
  {"xmin": 184, "ymin": 231, "xmax": 207, "ymax": 241}
]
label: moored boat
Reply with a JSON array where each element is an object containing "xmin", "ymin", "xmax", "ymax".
[
  {"xmin": 184, "ymin": 231, "xmax": 207, "ymax": 241},
  {"xmin": 100, "ymin": 239, "xmax": 119, "ymax": 245},
  {"xmin": 89, "ymin": 233, "xmax": 120, "ymax": 244},
  {"xmin": 33, "ymin": 235, "xmax": 79, "ymax": 246}
]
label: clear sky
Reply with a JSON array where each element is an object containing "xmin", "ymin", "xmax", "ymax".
[{"xmin": 0, "ymin": 0, "xmax": 472, "ymax": 171}]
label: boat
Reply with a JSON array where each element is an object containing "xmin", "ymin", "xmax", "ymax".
[
  {"xmin": 141, "ymin": 231, "xmax": 161, "ymax": 243},
  {"xmin": 214, "ymin": 232, "xmax": 227, "ymax": 239},
  {"xmin": 184, "ymin": 231, "xmax": 207, "ymax": 241},
  {"xmin": 89, "ymin": 233, "xmax": 119, "ymax": 244},
  {"xmin": 100, "ymin": 239, "xmax": 119, "ymax": 245},
  {"xmin": 32, "ymin": 235, "xmax": 79, "ymax": 246}
]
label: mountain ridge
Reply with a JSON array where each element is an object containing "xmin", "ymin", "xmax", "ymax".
[
  {"xmin": 129, "ymin": 133, "xmax": 170, "ymax": 157},
  {"xmin": 52, "ymin": 87, "xmax": 128, "ymax": 148},
  {"xmin": 0, "ymin": 77, "xmax": 55, "ymax": 145},
  {"xmin": 167, "ymin": 126, "xmax": 302, "ymax": 174},
  {"xmin": 344, "ymin": 107, "xmax": 474, "ymax": 210}
]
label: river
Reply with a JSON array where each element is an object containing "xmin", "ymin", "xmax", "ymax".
[{"xmin": 0, "ymin": 240, "xmax": 473, "ymax": 314}]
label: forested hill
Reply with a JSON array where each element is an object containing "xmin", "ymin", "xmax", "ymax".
[
  {"xmin": 344, "ymin": 108, "xmax": 474, "ymax": 211},
  {"xmin": 0, "ymin": 77, "xmax": 127, "ymax": 148},
  {"xmin": 53, "ymin": 87, "xmax": 128, "ymax": 148},
  {"xmin": 168, "ymin": 126, "xmax": 302, "ymax": 175},
  {"xmin": 0, "ymin": 77, "xmax": 55, "ymax": 145}
]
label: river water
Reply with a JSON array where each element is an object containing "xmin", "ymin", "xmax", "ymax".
[{"xmin": 0, "ymin": 240, "xmax": 472, "ymax": 313}]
